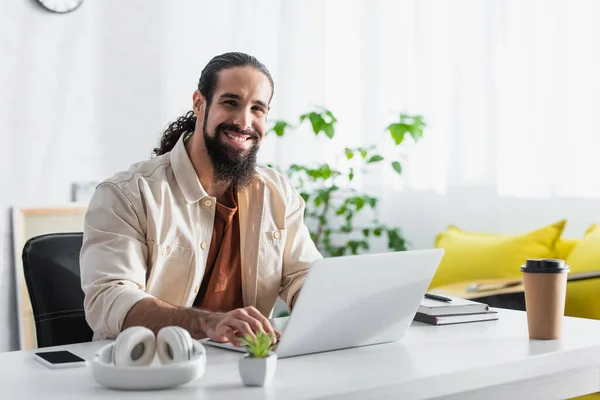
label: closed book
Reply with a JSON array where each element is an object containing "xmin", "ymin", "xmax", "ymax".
[
  {"xmin": 414, "ymin": 310, "xmax": 499, "ymax": 325},
  {"xmin": 419, "ymin": 295, "xmax": 489, "ymax": 316}
]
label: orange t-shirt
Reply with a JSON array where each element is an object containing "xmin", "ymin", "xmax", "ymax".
[{"xmin": 193, "ymin": 187, "xmax": 244, "ymax": 312}]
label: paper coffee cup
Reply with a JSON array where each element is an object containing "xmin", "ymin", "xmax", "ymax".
[{"xmin": 521, "ymin": 259, "xmax": 569, "ymax": 340}]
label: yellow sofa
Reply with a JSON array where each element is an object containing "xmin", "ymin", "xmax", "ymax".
[{"xmin": 432, "ymin": 221, "xmax": 600, "ymax": 400}]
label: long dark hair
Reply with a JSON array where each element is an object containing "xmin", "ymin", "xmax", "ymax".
[{"xmin": 153, "ymin": 52, "xmax": 274, "ymax": 156}]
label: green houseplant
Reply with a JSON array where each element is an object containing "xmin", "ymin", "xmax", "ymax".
[
  {"xmin": 237, "ymin": 332, "xmax": 278, "ymax": 386},
  {"xmin": 237, "ymin": 332, "xmax": 276, "ymax": 358},
  {"xmin": 267, "ymin": 107, "xmax": 426, "ymax": 258}
]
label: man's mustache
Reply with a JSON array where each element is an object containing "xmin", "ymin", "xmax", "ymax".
[{"xmin": 217, "ymin": 123, "xmax": 260, "ymax": 139}]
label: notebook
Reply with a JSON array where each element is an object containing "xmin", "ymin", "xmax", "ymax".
[
  {"xmin": 418, "ymin": 295, "xmax": 489, "ymax": 316},
  {"xmin": 414, "ymin": 310, "xmax": 499, "ymax": 325}
]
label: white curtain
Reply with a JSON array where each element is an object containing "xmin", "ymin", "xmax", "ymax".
[
  {"xmin": 4, "ymin": 0, "xmax": 600, "ymax": 208},
  {"xmin": 252, "ymin": 0, "xmax": 600, "ymax": 199}
]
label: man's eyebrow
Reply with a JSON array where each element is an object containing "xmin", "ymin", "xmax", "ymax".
[
  {"xmin": 220, "ymin": 93, "xmax": 242, "ymax": 101},
  {"xmin": 220, "ymin": 93, "xmax": 270, "ymax": 110}
]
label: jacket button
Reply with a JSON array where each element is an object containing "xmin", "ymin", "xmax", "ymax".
[
  {"xmin": 273, "ymin": 231, "xmax": 281, "ymax": 240},
  {"xmin": 200, "ymin": 242, "xmax": 208, "ymax": 250},
  {"xmin": 162, "ymin": 246, "xmax": 170, "ymax": 256},
  {"xmin": 203, "ymin": 199, "xmax": 213, "ymax": 207}
]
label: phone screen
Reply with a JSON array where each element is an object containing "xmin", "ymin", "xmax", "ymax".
[{"xmin": 35, "ymin": 350, "xmax": 85, "ymax": 364}]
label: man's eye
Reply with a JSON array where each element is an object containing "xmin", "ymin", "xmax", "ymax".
[
  {"xmin": 253, "ymin": 106, "xmax": 265, "ymax": 114},
  {"xmin": 224, "ymin": 100, "xmax": 237, "ymax": 106}
]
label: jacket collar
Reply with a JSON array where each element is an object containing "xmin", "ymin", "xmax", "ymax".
[{"xmin": 170, "ymin": 133, "xmax": 208, "ymax": 204}]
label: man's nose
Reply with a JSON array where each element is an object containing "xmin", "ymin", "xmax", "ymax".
[{"xmin": 232, "ymin": 109, "xmax": 252, "ymax": 132}]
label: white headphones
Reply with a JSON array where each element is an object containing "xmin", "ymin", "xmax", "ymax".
[{"xmin": 92, "ymin": 326, "xmax": 207, "ymax": 390}]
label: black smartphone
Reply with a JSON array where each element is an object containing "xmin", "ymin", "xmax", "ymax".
[{"xmin": 33, "ymin": 350, "xmax": 87, "ymax": 369}]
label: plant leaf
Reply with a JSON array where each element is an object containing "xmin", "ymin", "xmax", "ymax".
[
  {"xmin": 336, "ymin": 204, "xmax": 347, "ymax": 216},
  {"xmin": 269, "ymin": 120, "xmax": 290, "ymax": 137},
  {"xmin": 324, "ymin": 109, "xmax": 337, "ymax": 123},
  {"xmin": 344, "ymin": 148, "xmax": 354, "ymax": 160},
  {"xmin": 323, "ymin": 124, "xmax": 335, "ymax": 139},
  {"xmin": 355, "ymin": 197, "xmax": 366, "ymax": 211},
  {"xmin": 318, "ymin": 215, "xmax": 327, "ymax": 226},
  {"xmin": 300, "ymin": 192, "xmax": 310, "ymax": 204},
  {"xmin": 387, "ymin": 228, "xmax": 407, "ymax": 251},
  {"xmin": 392, "ymin": 161, "xmax": 402, "ymax": 175},
  {"xmin": 314, "ymin": 196, "xmax": 322, "ymax": 207},
  {"xmin": 367, "ymin": 155, "xmax": 384, "ymax": 164},
  {"xmin": 387, "ymin": 114, "xmax": 427, "ymax": 145},
  {"xmin": 387, "ymin": 123, "xmax": 406, "ymax": 145}
]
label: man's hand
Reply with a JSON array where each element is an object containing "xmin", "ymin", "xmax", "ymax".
[{"xmin": 203, "ymin": 306, "xmax": 277, "ymax": 346}]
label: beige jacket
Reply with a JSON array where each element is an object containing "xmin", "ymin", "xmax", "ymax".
[{"xmin": 80, "ymin": 134, "xmax": 322, "ymax": 340}]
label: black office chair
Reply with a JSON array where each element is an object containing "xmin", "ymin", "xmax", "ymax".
[{"xmin": 22, "ymin": 232, "xmax": 93, "ymax": 348}]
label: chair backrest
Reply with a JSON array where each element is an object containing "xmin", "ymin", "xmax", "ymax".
[{"xmin": 22, "ymin": 232, "xmax": 93, "ymax": 348}]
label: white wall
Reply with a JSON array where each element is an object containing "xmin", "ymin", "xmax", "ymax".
[
  {"xmin": 0, "ymin": 1, "xmax": 161, "ymax": 351},
  {"xmin": 2, "ymin": 0, "xmax": 599, "ymax": 352}
]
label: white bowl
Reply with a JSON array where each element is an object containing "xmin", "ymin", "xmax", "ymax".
[{"xmin": 91, "ymin": 341, "xmax": 206, "ymax": 390}]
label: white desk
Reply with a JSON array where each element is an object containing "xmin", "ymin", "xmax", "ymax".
[{"xmin": 2, "ymin": 308, "xmax": 600, "ymax": 399}]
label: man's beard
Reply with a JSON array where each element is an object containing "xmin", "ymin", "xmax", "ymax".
[{"xmin": 203, "ymin": 118, "xmax": 261, "ymax": 191}]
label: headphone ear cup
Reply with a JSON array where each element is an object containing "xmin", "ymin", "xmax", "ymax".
[
  {"xmin": 113, "ymin": 326, "xmax": 156, "ymax": 367},
  {"xmin": 156, "ymin": 326, "xmax": 194, "ymax": 365}
]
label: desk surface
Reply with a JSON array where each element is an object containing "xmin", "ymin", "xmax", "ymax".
[{"xmin": 2, "ymin": 309, "xmax": 600, "ymax": 399}]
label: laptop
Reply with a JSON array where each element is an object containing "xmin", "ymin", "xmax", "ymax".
[{"xmin": 202, "ymin": 248, "xmax": 444, "ymax": 358}]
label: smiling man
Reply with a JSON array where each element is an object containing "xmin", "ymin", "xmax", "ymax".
[{"xmin": 80, "ymin": 52, "xmax": 322, "ymax": 345}]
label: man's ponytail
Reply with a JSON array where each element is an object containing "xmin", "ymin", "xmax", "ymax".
[{"xmin": 153, "ymin": 111, "xmax": 196, "ymax": 156}]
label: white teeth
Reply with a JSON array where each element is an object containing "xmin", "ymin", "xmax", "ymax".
[{"xmin": 225, "ymin": 132, "xmax": 248, "ymax": 142}]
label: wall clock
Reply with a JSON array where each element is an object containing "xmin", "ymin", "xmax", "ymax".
[{"xmin": 36, "ymin": 0, "xmax": 84, "ymax": 14}]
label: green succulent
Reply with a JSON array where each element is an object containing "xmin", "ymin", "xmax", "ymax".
[{"xmin": 237, "ymin": 331, "xmax": 275, "ymax": 358}]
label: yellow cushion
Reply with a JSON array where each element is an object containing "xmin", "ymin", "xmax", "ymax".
[
  {"xmin": 554, "ymin": 237, "xmax": 580, "ymax": 260},
  {"xmin": 565, "ymin": 224, "xmax": 600, "ymax": 320},
  {"xmin": 431, "ymin": 220, "xmax": 566, "ymax": 289}
]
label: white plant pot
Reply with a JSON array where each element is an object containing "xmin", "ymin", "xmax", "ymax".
[{"xmin": 238, "ymin": 352, "xmax": 277, "ymax": 387}]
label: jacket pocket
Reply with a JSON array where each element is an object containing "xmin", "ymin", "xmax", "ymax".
[
  {"xmin": 257, "ymin": 229, "xmax": 287, "ymax": 299},
  {"xmin": 146, "ymin": 242, "xmax": 195, "ymax": 306},
  {"xmin": 259, "ymin": 229, "xmax": 287, "ymax": 249}
]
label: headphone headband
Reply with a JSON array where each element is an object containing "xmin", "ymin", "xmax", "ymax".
[{"xmin": 91, "ymin": 335, "xmax": 207, "ymax": 390}]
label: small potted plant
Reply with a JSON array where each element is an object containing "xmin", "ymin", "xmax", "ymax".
[{"xmin": 237, "ymin": 331, "xmax": 277, "ymax": 387}]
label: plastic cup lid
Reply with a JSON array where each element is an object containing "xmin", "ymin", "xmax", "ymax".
[{"xmin": 520, "ymin": 258, "xmax": 570, "ymax": 273}]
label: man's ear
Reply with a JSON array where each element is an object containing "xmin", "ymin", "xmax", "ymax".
[{"xmin": 192, "ymin": 90, "xmax": 206, "ymax": 118}]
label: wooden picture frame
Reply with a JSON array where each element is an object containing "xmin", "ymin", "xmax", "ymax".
[{"xmin": 11, "ymin": 205, "xmax": 87, "ymax": 350}]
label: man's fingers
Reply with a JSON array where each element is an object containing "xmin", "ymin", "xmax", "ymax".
[
  {"xmin": 244, "ymin": 308, "xmax": 278, "ymax": 344},
  {"xmin": 228, "ymin": 320, "xmax": 256, "ymax": 340},
  {"xmin": 216, "ymin": 308, "xmax": 279, "ymax": 345},
  {"xmin": 245, "ymin": 307, "xmax": 274, "ymax": 335},
  {"xmin": 213, "ymin": 326, "xmax": 236, "ymax": 343},
  {"xmin": 222, "ymin": 327, "xmax": 241, "ymax": 346},
  {"xmin": 233, "ymin": 310, "xmax": 267, "ymax": 335},
  {"xmin": 214, "ymin": 326, "xmax": 244, "ymax": 347}
]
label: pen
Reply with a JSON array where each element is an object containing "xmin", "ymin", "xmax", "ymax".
[{"xmin": 424, "ymin": 292, "xmax": 452, "ymax": 302}]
